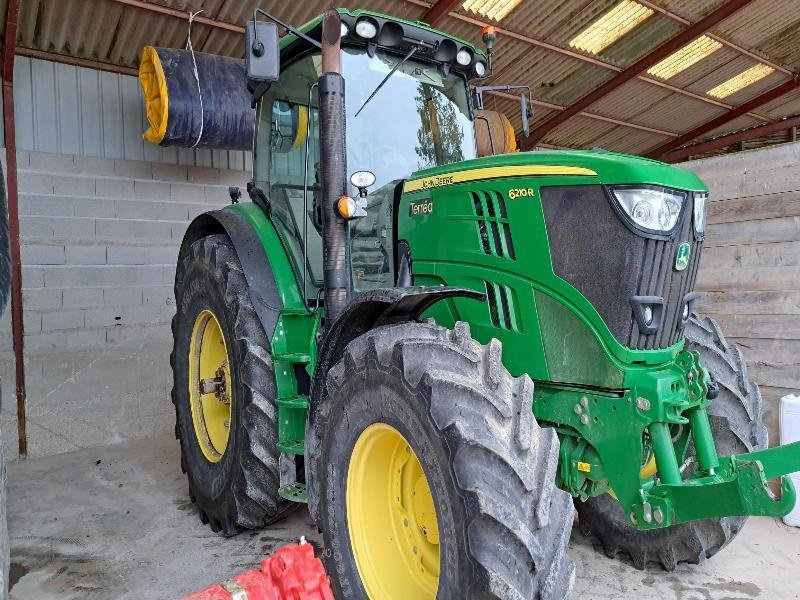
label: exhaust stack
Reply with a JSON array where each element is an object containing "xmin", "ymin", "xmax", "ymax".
[{"xmin": 318, "ymin": 10, "xmax": 350, "ymax": 325}]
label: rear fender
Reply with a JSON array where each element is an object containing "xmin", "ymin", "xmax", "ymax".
[{"xmin": 178, "ymin": 206, "xmax": 293, "ymax": 338}]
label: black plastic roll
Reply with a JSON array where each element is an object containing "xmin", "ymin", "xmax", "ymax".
[{"xmin": 139, "ymin": 46, "xmax": 254, "ymax": 151}]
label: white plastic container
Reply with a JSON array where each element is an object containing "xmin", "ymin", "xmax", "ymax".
[{"xmin": 780, "ymin": 393, "xmax": 800, "ymax": 527}]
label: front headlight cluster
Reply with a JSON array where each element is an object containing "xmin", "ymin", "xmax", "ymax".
[{"xmin": 610, "ymin": 185, "xmax": 687, "ymax": 234}]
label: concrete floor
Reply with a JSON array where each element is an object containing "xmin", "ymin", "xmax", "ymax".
[
  {"xmin": 0, "ymin": 339, "xmax": 174, "ymax": 461},
  {"xmin": 7, "ymin": 434, "xmax": 800, "ymax": 600}
]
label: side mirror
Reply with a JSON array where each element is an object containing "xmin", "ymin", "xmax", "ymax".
[{"xmin": 245, "ymin": 21, "xmax": 279, "ymax": 88}]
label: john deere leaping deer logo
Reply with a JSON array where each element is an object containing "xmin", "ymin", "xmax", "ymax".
[{"xmin": 675, "ymin": 242, "xmax": 691, "ymax": 271}]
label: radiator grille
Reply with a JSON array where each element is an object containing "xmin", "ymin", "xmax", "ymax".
[
  {"xmin": 626, "ymin": 214, "xmax": 703, "ymax": 349},
  {"xmin": 541, "ymin": 184, "xmax": 703, "ymax": 350},
  {"xmin": 471, "ymin": 191, "xmax": 516, "ymax": 260}
]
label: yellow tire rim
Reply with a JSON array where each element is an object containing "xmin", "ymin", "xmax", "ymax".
[
  {"xmin": 188, "ymin": 309, "xmax": 233, "ymax": 463},
  {"xmin": 346, "ymin": 423, "xmax": 440, "ymax": 599}
]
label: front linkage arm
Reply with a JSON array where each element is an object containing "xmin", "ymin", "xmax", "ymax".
[{"xmin": 535, "ymin": 349, "xmax": 800, "ymax": 531}]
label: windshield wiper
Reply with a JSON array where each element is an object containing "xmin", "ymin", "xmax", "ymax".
[{"xmin": 354, "ymin": 46, "xmax": 418, "ymax": 118}]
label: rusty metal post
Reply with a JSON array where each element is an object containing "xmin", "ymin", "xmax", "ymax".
[{"xmin": 3, "ymin": 0, "xmax": 26, "ymax": 458}]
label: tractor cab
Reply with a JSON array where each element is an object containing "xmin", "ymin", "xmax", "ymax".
[{"xmin": 250, "ymin": 10, "xmax": 491, "ymax": 303}]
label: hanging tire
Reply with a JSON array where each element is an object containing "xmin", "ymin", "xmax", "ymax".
[
  {"xmin": 575, "ymin": 314, "xmax": 768, "ymax": 571},
  {"xmin": 307, "ymin": 321, "xmax": 575, "ymax": 599},
  {"xmin": 171, "ymin": 233, "xmax": 294, "ymax": 535}
]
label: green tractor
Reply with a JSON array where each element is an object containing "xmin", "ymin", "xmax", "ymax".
[{"xmin": 169, "ymin": 8, "xmax": 800, "ymax": 599}]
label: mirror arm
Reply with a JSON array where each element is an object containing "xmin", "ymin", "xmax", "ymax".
[{"xmin": 252, "ymin": 8, "xmax": 322, "ymax": 50}]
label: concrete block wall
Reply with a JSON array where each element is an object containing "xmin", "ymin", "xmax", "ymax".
[
  {"xmin": 0, "ymin": 150, "xmax": 250, "ymax": 352},
  {"xmin": 683, "ymin": 141, "xmax": 800, "ymax": 445},
  {"xmin": 0, "ymin": 150, "xmax": 251, "ymax": 459}
]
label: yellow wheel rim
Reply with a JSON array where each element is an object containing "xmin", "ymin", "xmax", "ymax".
[
  {"xmin": 346, "ymin": 423, "xmax": 440, "ymax": 599},
  {"xmin": 188, "ymin": 309, "xmax": 233, "ymax": 463}
]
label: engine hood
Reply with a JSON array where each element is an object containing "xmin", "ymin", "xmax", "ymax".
[{"xmin": 402, "ymin": 149, "xmax": 707, "ymax": 194}]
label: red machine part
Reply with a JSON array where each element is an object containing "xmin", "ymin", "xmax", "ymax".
[{"xmin": 183, "ymin": 541, "xmax": 334, "ymax": 600}]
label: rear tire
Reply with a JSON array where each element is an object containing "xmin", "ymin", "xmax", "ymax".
[
  {"xmin": 308, "ymin": 321, "xmax": 575, "ymax": 599},
  {"xmin": 171, "ymin": 234, "xmax": 294, "ymax": 535},
  {"xmin": 575, "ymin": 314, "xmax": 767, "ymax": 570}
]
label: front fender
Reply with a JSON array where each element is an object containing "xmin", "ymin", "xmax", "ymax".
[{"xmin": 309, "ymin": 286, "xmax": 485, "ymax": 422}]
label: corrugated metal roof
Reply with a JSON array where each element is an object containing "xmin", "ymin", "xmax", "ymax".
[
  {"xmin": 5, "ymin": 0, "xmax": 799, "ymax": 157},
  {"xmin": 701, "ymin": 114, "xmax": 761, "ymax": 140}
]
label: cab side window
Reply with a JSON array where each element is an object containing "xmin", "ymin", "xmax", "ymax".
[{"xmin": 253, "ymin": 54, "xmax": 323, "ymax": 301}]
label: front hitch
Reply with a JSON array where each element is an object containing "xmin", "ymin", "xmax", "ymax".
[
  {"xmin": 538, "ymin": 348, "xmax": 800, "ymax": 531},
  {"xmin": 632, "ymin": 441, "xmax": 800, "ymax": 530}
]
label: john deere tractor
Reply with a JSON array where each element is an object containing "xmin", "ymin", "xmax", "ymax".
[{"xmin": 166, "ymin": 8, "xmax": 800, "ymax": 599}]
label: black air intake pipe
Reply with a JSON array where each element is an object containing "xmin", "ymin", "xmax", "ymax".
[{"xmin": 318, "ymin": 11, "xmax": 350, "ymax": 325}]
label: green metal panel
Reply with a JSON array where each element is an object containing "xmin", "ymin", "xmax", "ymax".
[
  {"xmin": 399, "ymin": 151, "xmax": 687, "ymax": 381},
  {"xmin": 404, "ymin": 149, "xmax": 708, "ymax": 192},
  {"xmin": 227, "ymin": 202, "xmax": 320, "ymax": 456}
]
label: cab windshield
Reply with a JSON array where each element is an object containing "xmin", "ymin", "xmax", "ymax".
[
  {"xmin": 252, "ymin": 45, "xmax": 476, "ymax": 301},
  {"xmin": 342, "ymin": 48, "xmax": 476, "ymax": 191}
]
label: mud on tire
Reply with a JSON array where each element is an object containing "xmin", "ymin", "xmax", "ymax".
[
  {"xmin": 307, "ymin": 321, "xmax": 575, "ymax": 599},
  {"xmin": 575, "ymin": 314, "xmax": 768, "ymax": 571},
  {"xmin": 171, "ymin": 234, "xmax": 294, "ymax": 535}
]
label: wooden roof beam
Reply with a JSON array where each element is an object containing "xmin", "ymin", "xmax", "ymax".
[
  {"xmin": 402, "ymin": 0, "xmax": 772, "ymax": 125},
  {"xmin": 662, "ymin": 114, "xmax": 800, "ymax": 162},
  {"xmin": 647, "ymin": 75, "xmax": 800, "ymax": 158},
  {"xmin": 421, "ymin": 0, "xmax": 464, "ymax": 28},
  {"xmin": 106, "ymin": 0, "xmax": 244, "ymax": 33},
  {"xmin": 521, "ymin": 0, "xmax": 758, "ymax": 149},
  {"xmin": 488, "ymin": 90, "xmax": 678, "ymax": 137}
]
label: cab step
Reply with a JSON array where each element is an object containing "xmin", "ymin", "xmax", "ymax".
[
  {"xmin": 274, "ymin": 352, "xmax": 311, "ymax": 364},
  {"xmin": 277, "ymin": 439, "xmax": 305, "ymax": 455},
  {"xmin": 278, "ymin": 482, "xmax": 307, "ymax": 503},
  {"xmin": 277, "ymin": 395, "xmax": 309, "ymax": 410}
]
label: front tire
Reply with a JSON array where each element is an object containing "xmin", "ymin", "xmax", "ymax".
[
  {"xmin": 307, "ymin": 321, "xmax": 575, "ymax": 599},
  {"xmin": 575, "ymin": 315, "xmax": 768, "ymax": 570},
  {"xmin": 171, "ymin": 234, "xmax": 293, "ymax": 535}
]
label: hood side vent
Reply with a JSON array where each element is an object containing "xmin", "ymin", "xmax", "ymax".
[
  {"xmin": 484, "ymin": 280, "xmax": 518, "ymax": 331},
  {"xmin": 471, "ymin": 191, "xmax": 516, "ymax": 260}
]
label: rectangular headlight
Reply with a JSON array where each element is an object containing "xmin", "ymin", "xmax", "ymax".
[
  {"xmin": 609, "ymin": 185, "xmax": 687, "ymax": 234},
  {"xmin": 693, "ymin": 192, "xmax": 708, "ymax": 236}
]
